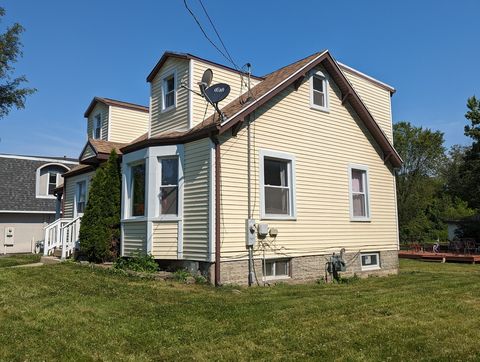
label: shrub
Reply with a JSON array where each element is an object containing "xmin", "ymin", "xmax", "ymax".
[
  {"xmin": 113, "ymin": 253, "xmax": 158, "ymax": 273},
  {"xmin": 172, "ymin": 269, "xmax": 190, "ymax": 282}
]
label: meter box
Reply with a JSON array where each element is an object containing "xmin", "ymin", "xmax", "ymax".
[{"xmin": 4, "ymin": 227, "xmax": 15, "ymax": 246}]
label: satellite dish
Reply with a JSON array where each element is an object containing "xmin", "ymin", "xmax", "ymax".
[
  {"xmin": 204, "ymin": 83, "xmax": 230, "ymax": 104},
  {"xmin": 201, "ymin": 68, "xmax": 213, "ymax": 87}
]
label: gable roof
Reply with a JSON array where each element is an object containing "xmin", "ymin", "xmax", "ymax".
[
  {"xmin": 79, "ymin": 138, "xmax": 126, "ymax": 164},
  {"xmin": 125, "ymin": 50, "xmax": 402, "ymax": 168},
  {"xmin": 62, "ymin": 164, "xmax": 95, "ymax": 179},
  {"xmin": 146, "ymin": 51, "xmax": 264, "ymax": 83},
  {"xmin": 84, "ymin": 97, "xmax": 149, "ymax": 118}
]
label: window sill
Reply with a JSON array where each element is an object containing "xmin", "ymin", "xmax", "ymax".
[
  {"xmin": 151, "ymin": 216, "xmax": 181, "ymax": 222},
  {"xmin": 161, "ymin": 105, "xmax": 176, "ymax": 114},
  {"xmin": 361, "ymin": 266, "xmax": 381, "ymax": 271},
  {"xmin": 265, "ymin": 275, "xmax": 291, "ymax": 282},
  {"xmin": 350, "ymin": 217, "xmax": 371, "ymax": 222},
  {"xmin": 122, "ymin": 217, "xmax": 147, "ymax": 223},
  {"xmin": 261, "ymin": 214, "xmax": 297, "ymax": 221},
  {"xmin": 310, "ymin": 105, "xmax": 329, "ymax": 113},
  {"xmin": 36, "ymin": 195, "xmax": 57, "ymax": 200}
]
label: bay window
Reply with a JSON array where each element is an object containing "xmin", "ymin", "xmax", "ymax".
[
  {"xmin": 131, "ymin": 162, "xmax": 146, "ymax": 217},
  {"xmin": 159, "ymin": 157, "xmax": 178, "ymax": 215}
]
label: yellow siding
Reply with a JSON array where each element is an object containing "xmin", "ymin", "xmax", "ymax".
[
  {"xmin": 150, "ymin": 58, "xmax": 189, "ymax": 136},
  {"xmin": 152, "ymin": 221, "xmax": 178, "ymax": 259},
  {"xmin": 63, "ymin": 171, "xmax": 95, "ymax": 219},
  {"xmin": 87, "ymin": 103, "xmax": 109, "ymax": 140},
  {"xmin": 80, "ymin": 144, "xmax": 96, "ymax": 161},
  {"xmin": 108, "ymin": 106, "xmax": 149, "ymax": 143},
  {"xmin": 219, "ymin": 65, "xmax": 398, "ymax": 261},
  {"xmin": 123, "ymin": 222, "xmax": 147, "ymax": 256},
  {"xmin": 192, "ymin": 59, "xmax": 261, "ymax": 127},
  {"xmin": 183, "ymin": 138, "xmax": 211, "ymax": 260},
  {"xmin": 341, "ymin": 68, "xmax": 393, "ymax": 142}
]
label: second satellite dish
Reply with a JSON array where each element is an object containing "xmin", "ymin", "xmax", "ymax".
[
  {"xmin": 204, "ymin": 83, "xmax": 231, "ymax": 104},
  {"xmin": 201, "ymin": 68, "xmax": 213, "ymax": 87}
]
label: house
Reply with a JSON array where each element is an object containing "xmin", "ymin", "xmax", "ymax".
[
  {"xmin": 53, "ymin": 50, "xmax": 402, "ymax": 285},
  {"xmin": 0, "ymin": 154, "xmax": 77, "ymax": 254}
]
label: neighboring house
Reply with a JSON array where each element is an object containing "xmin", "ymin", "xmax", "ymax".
[
  {"xmin": 0, "ymin": 154, "xmax": 77, "ymax": 254},
  {"xmin": 55, "ymin": 50, "xmax": 402, "ymax": 285}
]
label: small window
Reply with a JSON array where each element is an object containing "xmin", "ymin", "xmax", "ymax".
[
  {"xmin": 75, "ymin": 181, "xmax": 87, "ymax": 215},
  {"xmin": 162, "ymin": 74, "xmax": 176, "ymax": 110},
  {"xmin": 93, "ymin": 113, "xmax": 102, "ymax": 139},
  {"xmin": 261, "ymin": 150, "xmax": 296, "ymax": 219},
  {"xmin": 159, "ymin": 158, "xmax": 178, "ymax": 215},
  {"xmin": 37, "ymin": 164, "xmax": 69, "ymax": 198},
  {"xmin": 263, "ymin": 259, "xmax": 290, "ymax": 279},
  {"xmin": 130, "ymin": 162, "xmax": 146, "ymax": 217},
  {"xmin": 361, "ymin": 252, "xmax": 380, "ymax": 270},
  {"xmin": 349, "ymin": 166, "xmax": 370, "ymax": 220},
  {"xmin": 310, "ymin": 71, "xmax": 328, "ymax": 111}
]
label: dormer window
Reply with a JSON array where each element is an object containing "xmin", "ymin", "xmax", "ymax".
[
  {"xmin": 93, "ymin": 113, "xmax": 102, "ymax": 139},
  {"xmin": 36, "ymin": 164, "xmax": 70, "ymax": 198},
  {"xmin": 162, "ymin": 73, "xmax": 176, "ymax": 111},
  {"xmin": 310, "ymin": 70, "xmax": 329, "ymax": 112}
]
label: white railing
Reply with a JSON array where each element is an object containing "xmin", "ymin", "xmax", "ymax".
[{"xmin": 43, "ymin": 216, "xmax": 82, "ymax": 259}]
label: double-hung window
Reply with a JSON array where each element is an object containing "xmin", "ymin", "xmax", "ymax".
[
  {"xmin": 130, "ymin": 162, "xmax": 146, "ymax": 217},
  {"xmin": 162, "ymin": 73, "xmax": 176, "ymax": 110},
  {"xmin": 310, "ymin": 70, "xmax": 328, "ymax": 111},
  {"xmin": 75, "ymin": 180, "xmax": 87, "ymax": 215},
  {"xmin": 93, "ymin": 113, "xmax": 102, "ymax": 139},
  {"xmin": 47, "ymin": 172, "xmax": 59, "ymax": 195},
  {"xmin": 349, "ymin": 165, "xmax": 370, "ymax": 221},
  {"xmin": 159, "ymin": 158, "xmax": 178, "ymax": 215},
  {"xmin": 260, "ymin": 150, "xmax": 296, "ymax": 219}
]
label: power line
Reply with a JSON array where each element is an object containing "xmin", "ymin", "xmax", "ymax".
[
  {"xmin": 197, "ymin": 0, "xmax": 239, "ymax": 70},
  {"xmin": 183, "ymin": 0, "xmax": 240, "ymax": 71}
]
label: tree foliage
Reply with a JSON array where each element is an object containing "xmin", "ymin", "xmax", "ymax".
[
  {"xmin": 0, "ymin": 7, "xmax": 36, "ymax": 118},
  {"xmin": 79, "ymin": 150, "xmax": 121, "ymax": 262}
]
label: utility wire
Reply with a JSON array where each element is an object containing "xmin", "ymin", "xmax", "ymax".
[
  {"xmin": 197, "ymin": 0, "xmax": 239, "ymax": 70},
  {"xmin": 183, "ymin": 0, "xmax": 239, "ymax": 71}
]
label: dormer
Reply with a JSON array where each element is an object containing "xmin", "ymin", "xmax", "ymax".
[
  {"xmin": 84, "ymin": 97, "xmax": 149, "ymax": 144},
  {"xmin": 146, "ymin": 52, "xmax": 263, "ymax": 137}
]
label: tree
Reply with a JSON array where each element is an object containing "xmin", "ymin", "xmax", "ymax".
[
  {"xmin": 0, "ymin": 7, "xmax": 36, "ymax": 118},
  {"xmin": 393, "ymin": 122, "xmax": 446, "ymax": 243},
  {"xmin": 79, "ymin": 150, "xmax": 121, "ymax": 262}
]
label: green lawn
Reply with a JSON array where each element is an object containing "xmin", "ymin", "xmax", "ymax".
[
  {"xmin": 0, "ymin": 253, "xmax": 41, "ymax": 268},
  {"xmin": 1, "ymin": 259, "xmax": 480, "ymax": 361}
]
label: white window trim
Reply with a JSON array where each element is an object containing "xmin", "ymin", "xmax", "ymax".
[
  {"xmin": 73, "ymin": 179, "xmax": 89, "ymax": 218},
  {"xmin": 157, "ymin": 156, "xmax": 181, "ymax": 220},
  {"xmin": 309, "ymin": 70, "xmax": 329, "ymax": 112},
  {"xmin": 263, "ymin": 259, "xmax": 291, "ymax": 281},
  {"xmin": 93, "ymin": 112, "xmax": 102, "ymax": 139},
  {"xmin": 361, "ymin": 252, "xmax": 380, "ymax": 271},
  {"xmin": 125, "ymin": 159, "xmax": 147, "ymax": 220},
  {"xmin": 35, "ymin": 163, "xmax": 70, "ymax": 199},
  {"xmin": 348, "ymin": 164, "xmax": 371, "ymax": 222},
  {"xmin": 161, "ymin": 71, "xmax": 177, "ymax": 113},
  {"xmin": 259, "ymin": 149, "xmax": 296, "ymax": 220}
]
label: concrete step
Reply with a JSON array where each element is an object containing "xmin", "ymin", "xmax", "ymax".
[{"xmin": 40, "ymin": 256, "xmax": 62, "ymax": 264}]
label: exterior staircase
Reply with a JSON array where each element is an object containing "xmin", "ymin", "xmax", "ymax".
[{"xmin": 43, "ymin": 216, "xmax": 82, "ymax": 259}]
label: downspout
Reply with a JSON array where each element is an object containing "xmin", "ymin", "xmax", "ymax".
[{"xmin": 214, "ymin": 136, "xmax": 222, "ymax": 286}]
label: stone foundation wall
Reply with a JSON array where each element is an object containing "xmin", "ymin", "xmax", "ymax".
[{"xmin": 217, "ymin": 250, "xmax": 399, "ymax": 285}]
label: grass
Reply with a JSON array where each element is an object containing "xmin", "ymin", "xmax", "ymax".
[
  {"xmin": 1, "ymin": 259, "xmax": 480, "ymax": 361},
  {"xmin": 0, "ymin": 253, "xmax": 41, "ymax": 268}
]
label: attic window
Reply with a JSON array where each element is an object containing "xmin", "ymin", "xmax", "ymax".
[
  {"xmin": 310, "ymin": 70, "xmax": 329, "ymax": 112},
  {"xmin": 36, "ymin": 164, "xmax": 69, "ymax": 198},
  {"xmin": 93, "ymin": 113, "xmax": 102, "ymax": 139},
  {"xmin": 162, "ymin": 73, "xmax": 176, "ymax": 111}
]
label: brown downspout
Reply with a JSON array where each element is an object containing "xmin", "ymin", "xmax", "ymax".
[{"xmin": 214, "ymin": 137, "xmax": 222, "ymax": 286}]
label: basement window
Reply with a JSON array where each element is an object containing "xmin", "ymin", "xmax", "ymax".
[
  {"xmin": 310, "ymin": 70, "xmax": 329, "ymax": 112},
  {"xmin": 162, "ymin": 73, "xmax": 176, "ymax": 111},
  {"xmin": 361, "ymin": 252, "xmax": 380, "ymax": 270},
  {"xmin": 260, "ymin": 150, "xmax": 296, "ymax": 220},
  {"xmin": 263, "ymin": 259, "xmax": 290, "ymax": 279}
]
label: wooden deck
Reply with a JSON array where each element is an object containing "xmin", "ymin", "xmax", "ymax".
[{"xmin": 399, "ymin": 251, "xmax": 480, "ymax": 264}]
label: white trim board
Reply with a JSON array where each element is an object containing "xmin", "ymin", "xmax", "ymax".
[
  {"xmin": 0, "ymin": 154, "xmax": 77, "ymax": 164},
  {"xmin": 0, "ymin": 210, "xmax": 56, "ymax": 214}
]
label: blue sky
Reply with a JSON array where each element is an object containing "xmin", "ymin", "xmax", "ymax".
[{"xmin": 0, "ymin": 0, "xmax": 478, "ymax": 158}]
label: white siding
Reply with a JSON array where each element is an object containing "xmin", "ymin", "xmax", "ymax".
[
  {"xmin": 123, "ymin": 222, "xmax": 147, "ymax": 256},
  {"xmin": 109, "ymin": 106, "xmax": 149, "ymax": 143}
]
